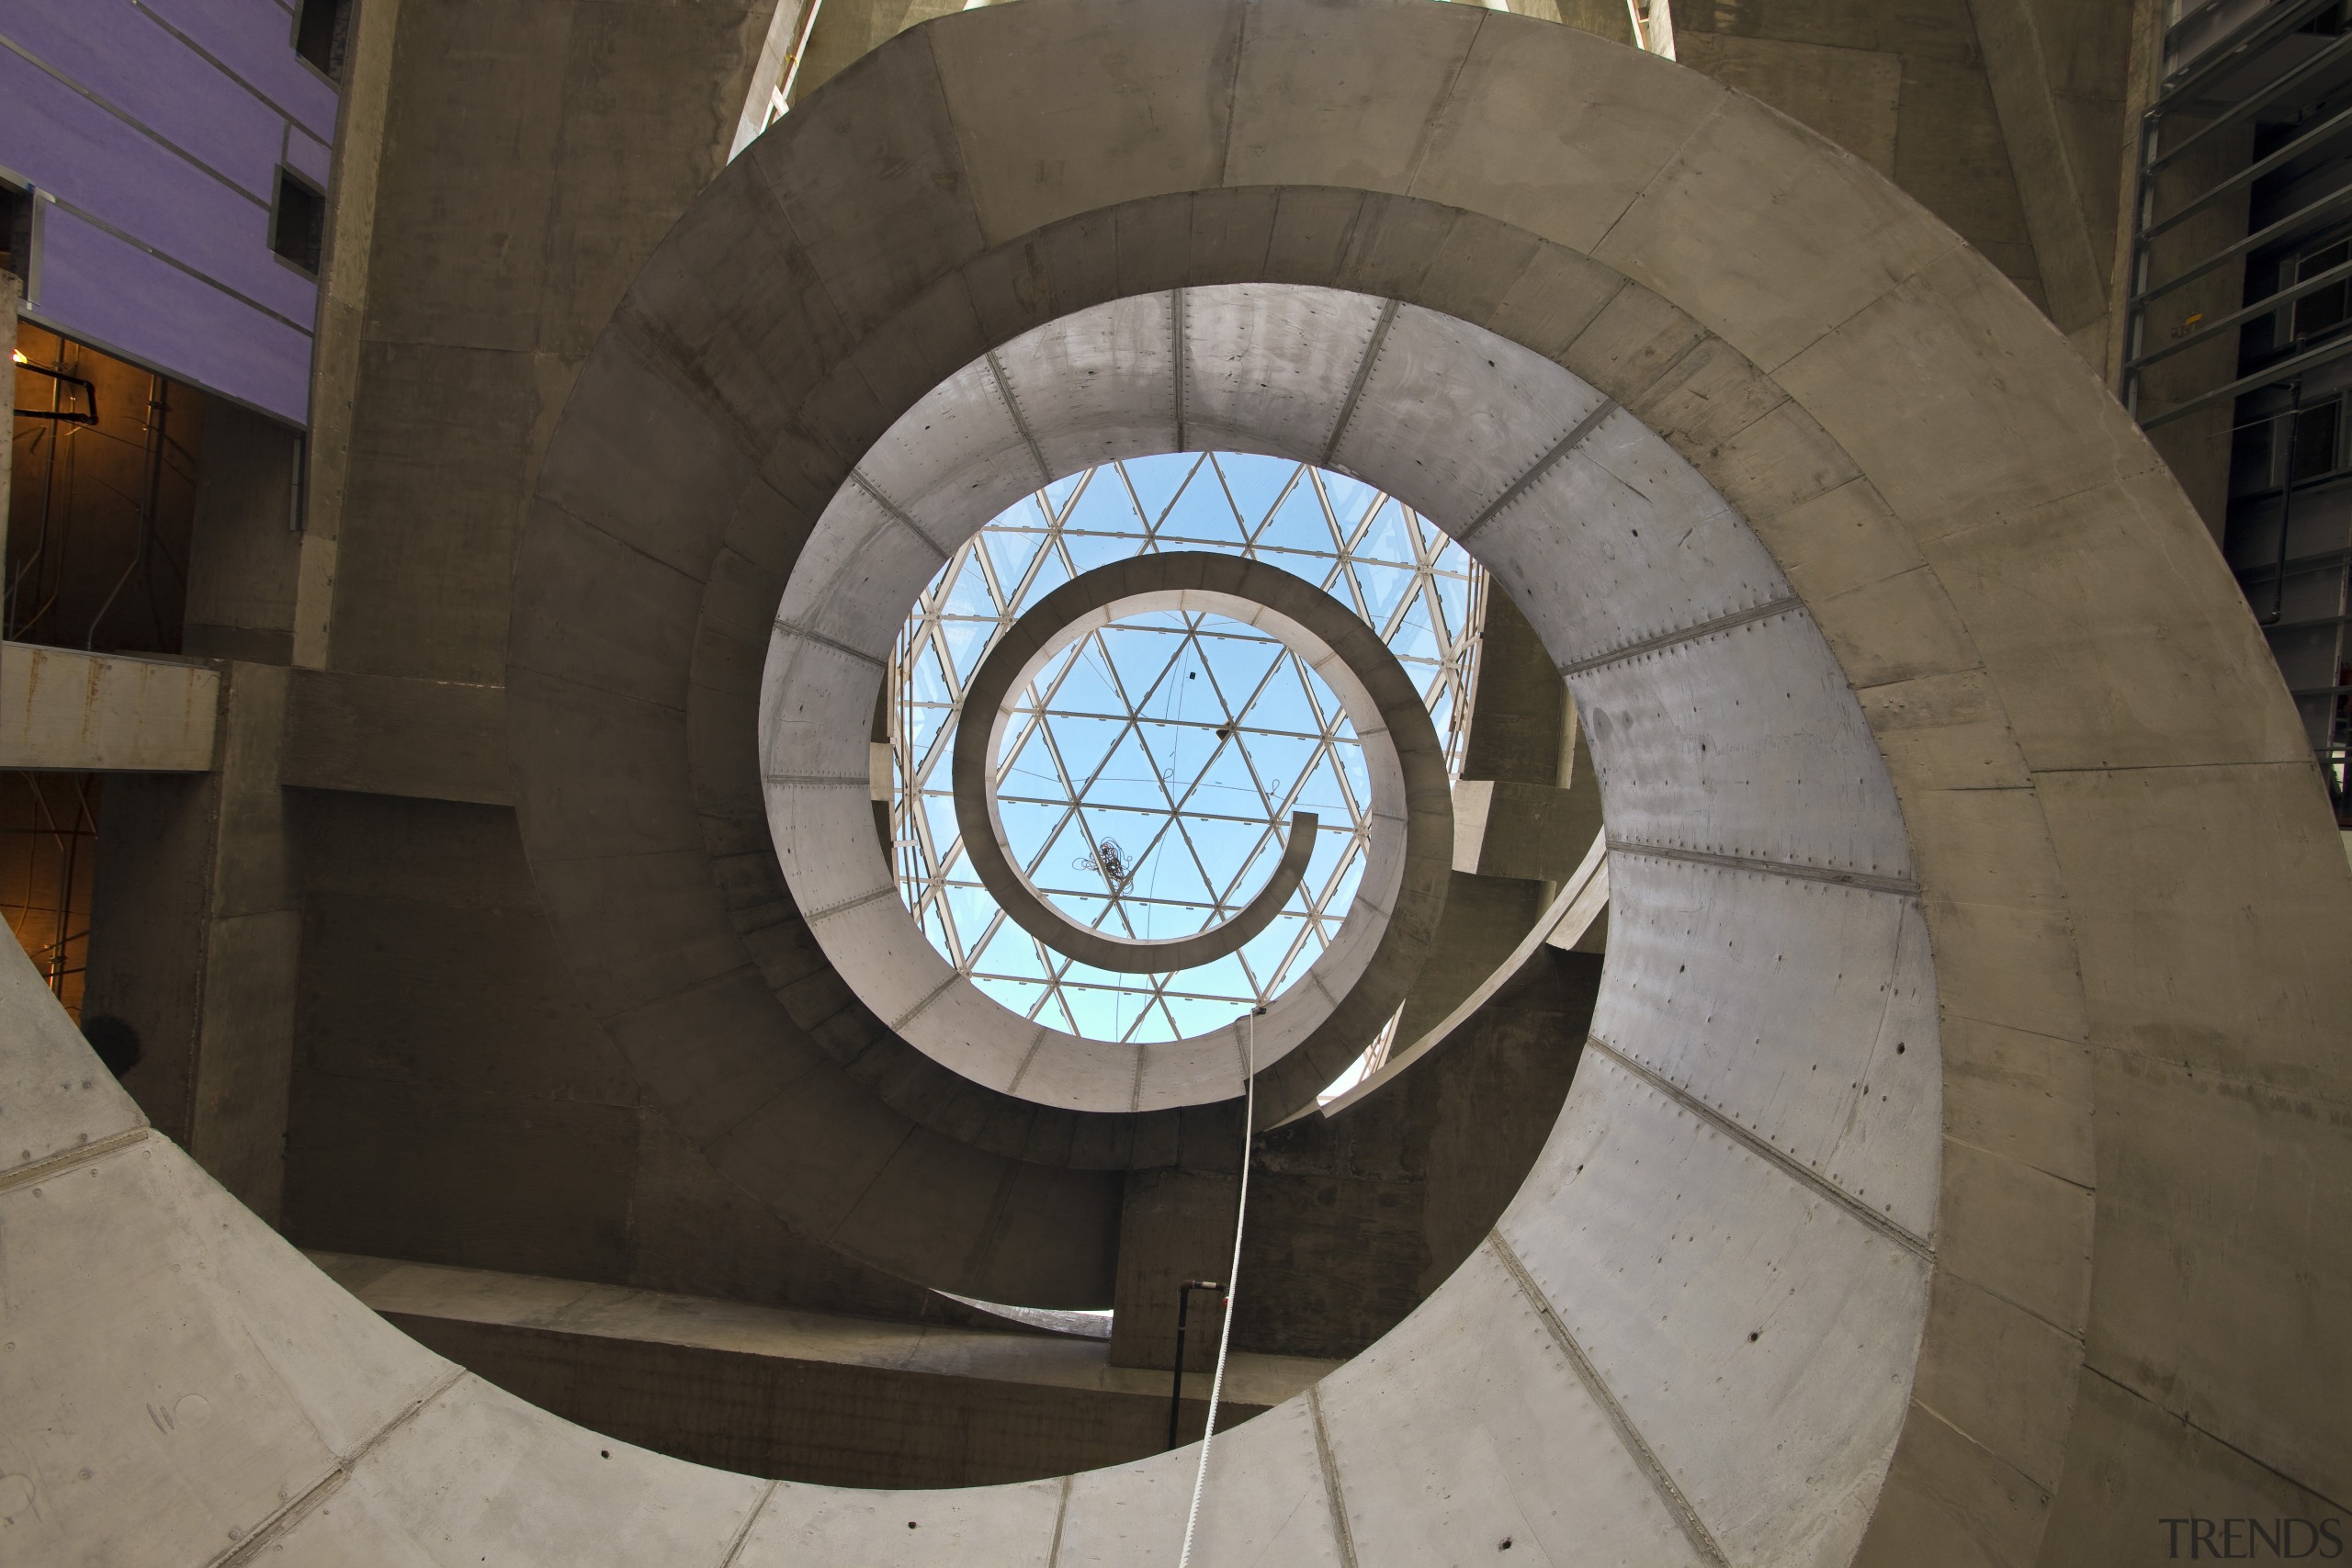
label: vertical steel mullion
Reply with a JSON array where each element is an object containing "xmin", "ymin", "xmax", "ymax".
[{"xmin": 2131, "ymin": 58, "xmax": 2183, "ymax": 416}]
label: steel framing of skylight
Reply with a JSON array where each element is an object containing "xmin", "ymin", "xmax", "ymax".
[{"xmin": 890, "ymin": 452, "xmax": 1485, "ymax": 1045}]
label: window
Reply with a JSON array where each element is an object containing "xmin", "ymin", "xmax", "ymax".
[
  {"xmin": 2290, "ymin": 397, "xmax": 2342, "ymax": 483},
  {"xmin": 270, "ymin": 169, "xmax": 325, "ymax": 276},
  {"xmin": 293, "ymin": 0, "xmax": 352, "ymax": 80},
  {"xmin": 2290, "ymin": 240, "xmax": 2351, "ymax": 344}
]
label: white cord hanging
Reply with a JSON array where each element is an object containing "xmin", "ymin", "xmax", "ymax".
[{"xmin": 1177, "ymin": 1005, "xmax": 1260, "ymax": 1568}]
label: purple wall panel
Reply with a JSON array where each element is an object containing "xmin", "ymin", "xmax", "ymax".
[
  {"xmin": 287, "ymin": 123, "xmax": 332, "ymax": 187},
  {"xmin": 2, "ymin": 0, "xmax": 339, "ymax": 422},
  {"xmin": 137, "ymin": 0, "xmax": 337, "ymax": 141},
  {"xmin": 0, "ymin": 0, "xmax": 283, "ymax": 200},
  {"xmin": 0, "ymin": 50, "xmax": 317, "ymax": 325},
  {"xmin": 35, "ymin": 207, "xmax": 311, "ymax": 423}
]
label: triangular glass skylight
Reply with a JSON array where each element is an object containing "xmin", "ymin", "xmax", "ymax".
[{"xmin": 888, "ymin": 453, "xmax": 1485, "ymax": 1046}]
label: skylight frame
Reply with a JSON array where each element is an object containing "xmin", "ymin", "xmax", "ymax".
[{"xmin": 888, "ymin": 451, "xmax": 1485, "ymax": 1045}]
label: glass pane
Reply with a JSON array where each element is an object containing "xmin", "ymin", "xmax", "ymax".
[
  {"xmin": 888, "ymin": 453, "xmax": 1487, "ymax": 1043},
  {"xmin": 2291, "ymin": 400, "xmax": 2341, "ymax": 482}
]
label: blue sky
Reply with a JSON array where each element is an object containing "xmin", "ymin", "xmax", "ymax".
[{"xmin": 891, "ymin": 451, "xmax": 1481, "ymax": 1045}]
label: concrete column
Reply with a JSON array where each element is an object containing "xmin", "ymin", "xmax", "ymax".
[
  {"xmin": 1238, "ymin": 945, "xmax": 1603, "ymax": 1359},
  {"xmin": 1108, "ymin": 1104, "xmax": 1245, "ymax": 1376},
  {"xmin": 82, "ymin": 660, "xmax": 300, "ymax": 1223},
  {"xmin": 1396, "ymin": 587, "xmax": 1588, "ymax": 1046},
  {"xmin": 1966, "ymin": 0, "xmax": 2115, "ymax": 343},
  {"xmin": 1459, "ymin": 589, "xmax": 1565, "ymax": 786},
  {"xmin": 1108, "ymin": 1166, "xmax": 1239, "ymax": 1381},
  {"xmin": 293, "ymin": 0, "xmax": 401, "ymax": 671}
]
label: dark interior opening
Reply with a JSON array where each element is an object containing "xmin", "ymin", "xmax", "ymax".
[
  {"xmin": 2291, "ymin": 397, "xmax": 2343, "ymax": 482},
  {"xmin": 293, "ymin": 0, "xmax": 353, "ymax": 80},
  {"xmin": 271, "ymin": 169, "xmax": 325, "ymax": 276},
  {"xmin": 6, "ymin": 321, "xmax": 205, "ymax": 655},
  {"xmin": 0, "ymin": 180, "xmax": 28, "ymax": 282}
]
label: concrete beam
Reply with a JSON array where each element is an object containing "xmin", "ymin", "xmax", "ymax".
[
  {"xmin": 1316, "ymin": 830, "xmax": 1608, "ymax": 1123},
  {"xmin": 0, "ymin": 651, "xmax": 506, "ymax": 797},
  {"xmin": 1544, "ymin": 833, "xmax": 1611, "ymax": 956},
  {"xmin": 312, "ymin": 1251, "xmax": 1330, "ymax": 1488},
  {"xmin": 0, "ymin": 644, "xmax": 220, "ymax": 773},
  {"xmin": 1451, "ymin": 777, "xmax": 1600, "ymax": 884},
  {"xmin": 281, "ymin": 667, "xmax": 510, "ymax": 806}
]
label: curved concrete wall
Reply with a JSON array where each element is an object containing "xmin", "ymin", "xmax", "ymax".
[
  {"xmin": 700, "ymin": 257, "xmax": 1939, "ymax": 1559},
  {"xmin": 7, "ymin": 2, "xmax": 2347, "ymax": 1564}
]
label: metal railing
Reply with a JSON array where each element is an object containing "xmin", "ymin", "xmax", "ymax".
[
  {"xmin": 2126, "ymin": 1, "xmax": 2352, "ymax": 417},
  {"xmin": 2126, "ymin": 0, "xmax": 2352, "ymax": 823}
]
